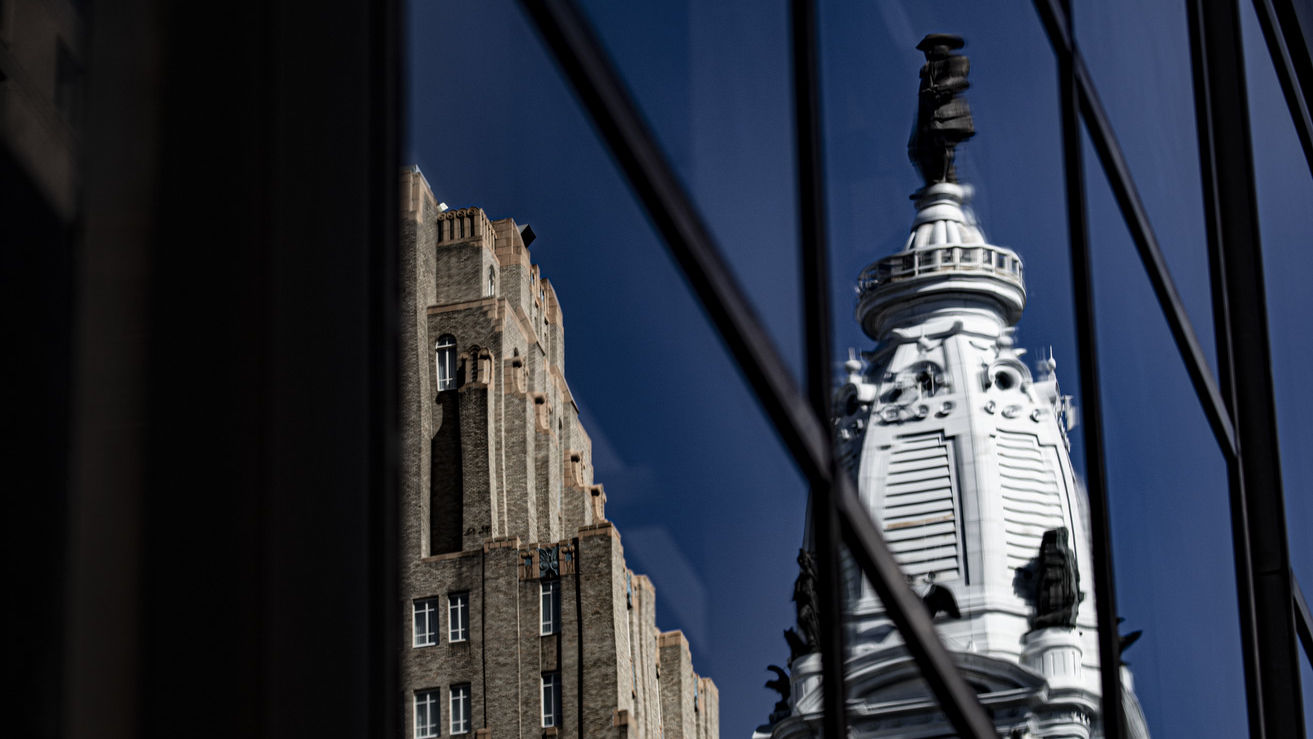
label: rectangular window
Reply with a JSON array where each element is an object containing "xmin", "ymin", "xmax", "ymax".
[
  {"xmin": 413, "ymin": 597, "xmax": 438, "ymax": 647},
  {"xmin": 415, "ymin": 690, "xmax": 439, "ymax": 739},
  {"xmin": 540, "ymin": 580, "xmax": 560, "ymax": 635},
  {"xmin": 435, "ymin": 335, "xmax": 456, "ymax": 391},
  {"xmin": 448, "ymin": 591, "xmax": 469, "ymax": 642},
  {"xmin": 450, "ymin": 684, "xmax": 471, "ymax": 735},
  {"xmin": 541, "ymin": 672, "xmax": 561, "ymax": 728}
]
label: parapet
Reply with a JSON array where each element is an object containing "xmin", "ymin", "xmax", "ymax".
[{"xmin": 436, "ymin": 206, "xmax": 496, "ymax": 253}]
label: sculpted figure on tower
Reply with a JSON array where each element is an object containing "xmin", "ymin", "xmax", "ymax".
[{"xmin": 908, "ymin": 33, "xmax": 975, "ymax": 185}]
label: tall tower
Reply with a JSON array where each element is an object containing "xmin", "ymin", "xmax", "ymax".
[
  {"xmin": 399, "ymin": 167, "xmax": 718, "ymax": 739},
  {"xmin": 761, "ymin": 36, "xmax": 1149, "ymax": 739}
]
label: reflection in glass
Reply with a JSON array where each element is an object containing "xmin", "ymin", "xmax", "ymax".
[
  {"xmin": 413, "ymin": 597, "xmax": 439, "ymax": 647},
  {"xmin": 415, "ymin": 690, "xmax": 439, "ymax": 739},
  {"xmin": 450, "ymin": 684, "xmax": 471, "ymax": 735},
  {"xmin": 435, "ymin": 334, "xmax": 456, "ymax": 391},
  {"xmin": 448, "ymin": 592, "xmax": 469, "ymax": 643},
  {"xmin": 815, "ymin": 111, "xmax": 1142, "ymax": 739}
]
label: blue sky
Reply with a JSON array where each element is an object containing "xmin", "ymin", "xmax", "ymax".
[{"xmin": 406, "ymin": 2, "xmax": 1313, "ymax": 736}]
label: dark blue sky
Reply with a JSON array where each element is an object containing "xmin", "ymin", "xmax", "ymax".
[{"xmin": 406, "ymin": 2, "xmax": 1313, "ymax": 737}]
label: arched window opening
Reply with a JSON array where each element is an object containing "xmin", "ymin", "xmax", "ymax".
[
  {"xmin": 917, "ymin": 369, "xmax": 936, "ymax": 396},
  {"xmin": 486, "ymin": 266, "xmax": 496, "ymax": 297},
  {"xmin": 435, "ymin": 334, "xmax": 456, "ymax": 391}
]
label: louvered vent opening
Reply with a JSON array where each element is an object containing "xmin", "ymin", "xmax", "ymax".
[
  {"xmin": 880, "ymin": 432, "xmax": 960, "ymax": 580},
  {"xmin": 996, "ymin": 430, "xmax": 1067, "ymax": 571}
]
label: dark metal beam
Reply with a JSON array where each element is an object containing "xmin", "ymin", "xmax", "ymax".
[
  {"xmin": 1052, "ymin": 1, "xmax": 1124, "ymax": 734},
  {"xmin": 790, "ymin": 2, "xmax": 848, "ymax": 739},
  {"xmin": 1034, "ymin": 0, "xmax": 1238, "ymax": 462},
  {"xmin": 515, "ymin": 2, "xmax": 996, "ymax": 735},
  {"xmin": 1251, "ymin": 0, "xmax": 1313, "ymax": 178},
  {"xmin": 1186, "ymin": 1, "xmax": 1266, "ymax": 732},
  {"xmin": 1294, "ymin": 578, "xmax": 1313, "ymax": 668},
  {"xmin": 1187, "ymin": 0, "xmax": 1306, "ymax": 736}
]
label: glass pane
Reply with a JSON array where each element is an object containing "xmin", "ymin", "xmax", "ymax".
[
  {"xmin": 407, "ymin": 5, "xmax": 807, "ymax": 739},
  {"xmin": 822, "ymin": 2, "xmax": 1129, "ymax": 736},
  {"xmin": 1085, "ymin": 127, "xmax": 1248, "ymax": 738},
  {"xmin": 1074, "ymin": 0, "xmax": 1218, "ymax": 377},
  {"xmin": 577, "ymin": 0, "xmax": 804, "ymax": 383},
  {"xmin": 404, "ymin": 1, "xmax": 1259, "ymax": 737}
]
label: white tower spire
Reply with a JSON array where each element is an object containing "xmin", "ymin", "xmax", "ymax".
[{"xmin": 760, "ymin": 33, "xmax": 1149, "ymax": 739}]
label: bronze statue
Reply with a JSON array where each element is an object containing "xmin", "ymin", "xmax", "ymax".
[
  {"xmin": 908, "ymin": 33, "xmax": 975, "ymax": 186},
  {"xmin": 783, "ymin": 628, "xmax": 808, "ymax": 663},
  {"xmin": 1033, "ymin": 527, "xmax": 1081, "ymax": 629},
  {"xmin": 793, "ymin": 549, "xmax": 820, "ymax": 653},
  {"xmin": 764, "ymin": 664, "xmax": 791, "ymax": 722},
  {"xmin": 921, "ymin": 581, "xmax": 962, "ymax": 620}
]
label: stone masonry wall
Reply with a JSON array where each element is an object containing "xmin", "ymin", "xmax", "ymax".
[
  {"xmin": 578, "ymin": 524, "xmax": 626, "ymax": 739},
  {"xmin": 629, "ymin": 575, "xmax": 663, "ymax": 739},
  {"xmin": 695, "ymin": 678, "xmax": 719, "ymax": 739},
  {"xmin": 658, "ymin": 632, "xmax": 695, "ymax": 739}
]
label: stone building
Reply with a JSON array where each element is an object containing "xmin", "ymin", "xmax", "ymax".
[{"xmin": 400, "ymin": 167, "xmax": 718, "ymax": 739}]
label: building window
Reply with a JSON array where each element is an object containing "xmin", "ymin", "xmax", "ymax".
[
  {"xmin": 541, "ymin": 672, "xmax": 562, "ymax": 728},
  {"xmin": 486, "ymin": 266, "xmax": 496, "ymax": 297},
  {"xmin": 413, "ymin": 597, "xmax": 438, "ymax": 647},
  {"xmin": 450, "ymin": 684, "xmax": 471, "ymax": 735},
  {"xmin": 415, "ymin": 690, "xmax": 440, "ymax": 739},
  {"xmin": 448, "ymin": 591, "xmax": 469, "ymax": 642},
  {"xmin": 435, "ymin": 335, "xmax": 456, "ymax": 391},
  {"xmin": 540, "ymin": 580, "xmax": 560, "ymax": 635}
]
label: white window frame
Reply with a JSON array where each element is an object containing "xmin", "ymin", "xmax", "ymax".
[
  {"xmin": 413, "ymin": 597, "xmax": 439, "ymax": 647},
  {"xmin": 540, "ymin": 580, "xmax": 560, "ymax": 635},
  {"xmin": 541, "ymin": 672, "xmax": 561, "ymax": 728},
  {"xmin": 448, "ymin": 591, "xmax": 469, "ymax": 643},
  {"xmin": 450, "ymin": 683, "xmax": 471, "ymax": 735},
  {"xmin": 415, "ymin": 689, "xmax": 439, "ymax": 739},
  {"xmin": 435, "ymin": 335, "xmax": 456, "ymax": 391}
]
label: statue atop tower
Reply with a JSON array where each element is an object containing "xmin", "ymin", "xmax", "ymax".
[{"xmin": 908, "ymin": 33, "xmax": 975, "ymax": 186}]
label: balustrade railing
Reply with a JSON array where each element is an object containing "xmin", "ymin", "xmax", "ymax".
[{"xmin": 858, "ymin": 243, "xmax": 1025, "ymax": 293}]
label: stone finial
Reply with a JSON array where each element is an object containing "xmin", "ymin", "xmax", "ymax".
[{"xmin": 589, "ymin": 484, "xmax": 607, "ymax": 523}]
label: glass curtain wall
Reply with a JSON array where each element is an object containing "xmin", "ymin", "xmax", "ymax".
[{"xmin": 406, "ymin": 1, "xmax": 1310, "ymax": 737}]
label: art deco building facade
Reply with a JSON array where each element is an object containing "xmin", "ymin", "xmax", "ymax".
[{"xmin": 400, "ymin": 167, "xmax": 718, "ymax": 739}]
